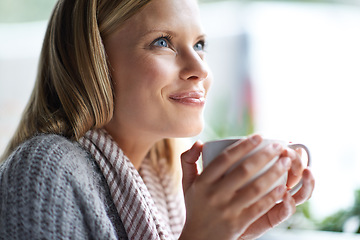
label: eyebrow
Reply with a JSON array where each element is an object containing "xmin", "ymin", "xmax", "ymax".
[
  {"xmin": 141, "ymin": 29, "xmax": 207, "ymax": 40},
  {"xmin": 142, "ymin": 29, "xmax": 178, "ymax": 38}
]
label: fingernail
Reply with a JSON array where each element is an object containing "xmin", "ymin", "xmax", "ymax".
[{"xmin": 249, "ymin": 135, "xmax": 261, "ymax": 145}]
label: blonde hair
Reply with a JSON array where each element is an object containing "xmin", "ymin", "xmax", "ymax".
[{"xmin": 1, "ymin": 0, "xmax": 179, "ymax": 175}]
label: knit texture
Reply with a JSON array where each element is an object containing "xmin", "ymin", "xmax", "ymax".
[
  {"xmin": 0, "ymin": 134, "xmax": 126, "ymax": 239},
  {"xmin": 0, "ymin": 133, "xmax": 185, "ymax": 240}
]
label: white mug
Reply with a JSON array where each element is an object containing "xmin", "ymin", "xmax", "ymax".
[{"xmin": 202, "ymin": 138, "xmax": 311, "ymax": 195}]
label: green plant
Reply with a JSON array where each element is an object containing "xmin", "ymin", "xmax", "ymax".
[{"xmin": 319, "ymin": 189, "xmax": 360, "ymax": 233}]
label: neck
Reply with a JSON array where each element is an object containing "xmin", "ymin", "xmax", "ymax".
[
  {"xmin": 119, "ymin": 139, "xmax": 154, "ymax": 170},
  {"xmin": 104, "ymin": 126, "xmax": 159, "ymax": 170}
]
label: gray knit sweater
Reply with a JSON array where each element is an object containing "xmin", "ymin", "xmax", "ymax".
[{"xmin": 0, "ymin": 134, "xmax": 127, "ymax": 239}]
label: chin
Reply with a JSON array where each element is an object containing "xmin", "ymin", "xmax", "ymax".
[{"xmin": 173, "ymin": 123, "xmax": 204, "ymax": 138}]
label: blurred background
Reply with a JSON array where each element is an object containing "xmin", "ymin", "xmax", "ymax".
[{"xmin": 1, "ymin": 0, "xmax": 360, "ymax": 239}]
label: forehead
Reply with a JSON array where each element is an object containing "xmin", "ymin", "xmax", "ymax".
[
  {"xmin": 141, "ymin": 0, "xmax": 200, "ymax": 19},
  {"xmin": 121, "ymin": 0, "xmax": 202, "ymax": 35}
]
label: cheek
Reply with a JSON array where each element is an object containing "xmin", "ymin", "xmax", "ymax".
[
  {"xmin": 140, "ymin": 56, "xmax": 177, "ymax": 84},
  {"xmin": 127, "ymin": 58, "xmax": 177, "ymax": 102},
  {"xmin": 117, "ymin": 57, "xmax": 176, "ymax": 107}
]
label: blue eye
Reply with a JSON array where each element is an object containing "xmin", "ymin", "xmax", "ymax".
[
  {"xmin": 151, "ymin": 34, "xmax": 173, "ymax": 49},
  {"xmin": 153, "ymin": 37, "xmax": 170, "ymax": 48},
  {"xmin": 194, "ymin": 40, "xmax": 206, "ymax": 51}
]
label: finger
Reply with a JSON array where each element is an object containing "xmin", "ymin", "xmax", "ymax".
[
  {"xmin": 287, "ymin": 172, "xmax": 303, "ymax": 189},
  {"xmin": 283, "ymin": 148, "xmax": 303, "ymax": 177},
  {"xmin": 231, "ymin": 156, "xmax": 291, "ymax": 208},
  {"xmin": 296, "ymin": 147, "xmax": 303, "ymax": 158},
  {"xmin": 293, "ymin": 147, "xmax": 307, "ymax": 176},
  {"xmin": 286, "ymin": 148, "xmax": 303, "ymax": 188},
  {"xmin": 285, "ymin": 147, "xmax": 303, "ymax": 158},
  {"xmin": 200, "ymin": 135, "xmax": 262, "ymax": 183},
  {"xmin": 282, "ymin": 148, "xmax": 303, "ymax": 188},
  {"xmin": 268, "ymin": 191, "xmax": 296, "ymax": 226},
  {"xmin": 238, "ymin": 185, "xmax": 287, "ymax": 233},
  {"xmin": 240, "ymin": 192, "xmax": 296, "ymax": 239},
  {"xmin": 181, "ymin": 141, "xmax": 203, "ymax": 192},
  {"xmin": 292, "ymin": 168, "xmax": 315, "ymax": 205},
  {"xmin": 215, "ymin": 143, "xmax": 285, "ymax": 198}
]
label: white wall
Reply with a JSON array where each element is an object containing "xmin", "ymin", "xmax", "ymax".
[{"xmin": 0, "ymin": 21, "xmax": 47, "ymax": 154}]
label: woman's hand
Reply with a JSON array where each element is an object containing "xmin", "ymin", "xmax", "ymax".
[
  {"xmin": 179, "ymin": 135, "xmax": 305, "ymax": 240},
  {"xmin": 238, "ymin": 146, "xmax": 315, "ymax": 239},
  {"xmin": 240, "ymin": 168, "xmax": 314, "ymax": 239}
]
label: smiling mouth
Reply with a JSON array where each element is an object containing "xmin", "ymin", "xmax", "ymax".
[{"xmin": 169, "ymin": 91, "xmax": 206, "ymax": 106}]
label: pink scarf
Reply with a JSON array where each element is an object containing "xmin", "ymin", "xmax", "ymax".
[{"xmin": 79, "ymin": 129, "xmax": 185, "ymax": 240}]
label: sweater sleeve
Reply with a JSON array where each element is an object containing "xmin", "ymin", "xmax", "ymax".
[{"xmin": 0, "ymin": 135, "xmax": 121, "ymax": 240}]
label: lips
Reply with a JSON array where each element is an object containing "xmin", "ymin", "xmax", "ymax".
[{"xmin": 169, "ymin": 91, "xmax": 206, "ymax": 106}]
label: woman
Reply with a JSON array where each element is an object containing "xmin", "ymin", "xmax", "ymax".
[{"xmin": 0, "ymin": 0, "xmax": 314, "ymax": 239}]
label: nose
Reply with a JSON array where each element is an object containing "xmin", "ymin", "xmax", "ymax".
[{"xmin": 179, "ymin": 48, "xmax": 209, "ymax": 81}]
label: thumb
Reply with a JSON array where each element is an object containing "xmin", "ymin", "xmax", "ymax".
[{"xmin": 181, "ymin": 141, "xmax": 203, "ymax": 193}]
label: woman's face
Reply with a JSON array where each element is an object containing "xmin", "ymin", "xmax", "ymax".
[{"xmin": 104, "ymin": 0, "xmax": 211, "ymax": 141}]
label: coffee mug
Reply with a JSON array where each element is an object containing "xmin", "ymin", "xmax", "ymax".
[{"xmin": 202, "ymin": 138, "xmax": 311, "ymax": 195}]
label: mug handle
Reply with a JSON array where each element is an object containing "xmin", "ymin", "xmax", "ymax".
[{"xmin": 287, "ymin": 143, "xmax": 311, "ymax": 195}]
